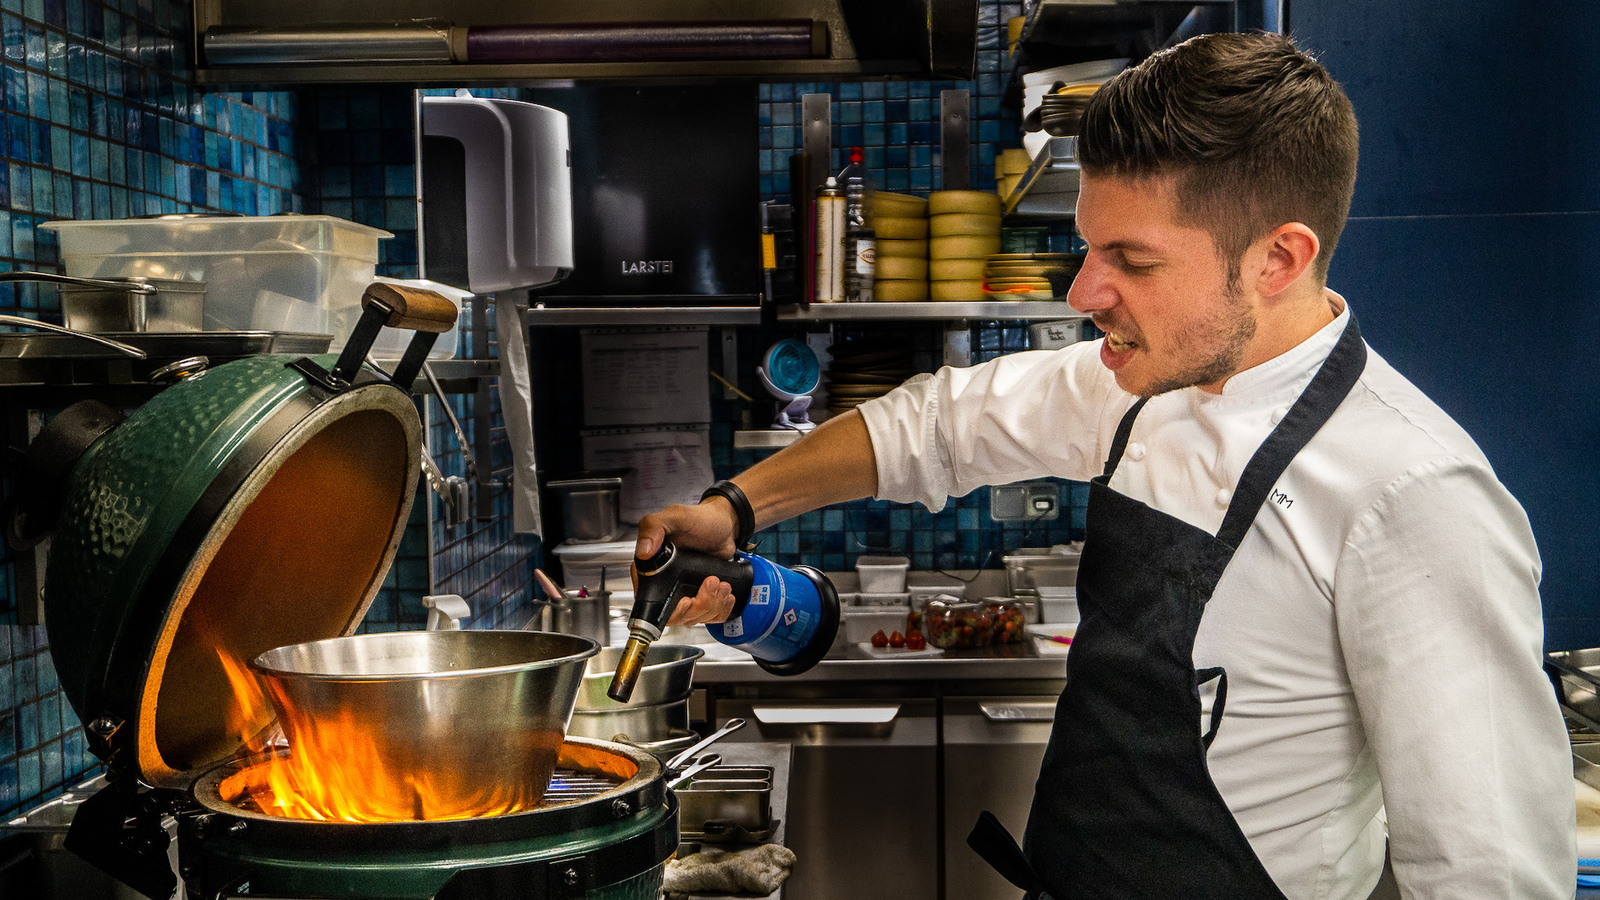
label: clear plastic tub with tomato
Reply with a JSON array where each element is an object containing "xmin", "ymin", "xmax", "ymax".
[
  {"xmin": 922, "ymin": 598, "xmax": 995, "ymax": 649},
  {"xmin": 985, "ymin": 598, "xmax": 1029, "ymax": 644}
]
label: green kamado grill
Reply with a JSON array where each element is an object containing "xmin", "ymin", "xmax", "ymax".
[{"xmin": 6, "ymin": 283, "xmax": 677, "ymax": 899}]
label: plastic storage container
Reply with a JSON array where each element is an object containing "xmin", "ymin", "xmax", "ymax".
[
  {"xmin": 551, "ymin": 538, "xmax": 635, "ymax": 594},
  {"xmin": 921, "ymin": 597, "xmax": 995, "ymax": 649},
  {"xmin": 985, "ymin": 598, "xmax": 1029, "ymax": 644},
  {"xmin": 855, "ymin": 555, "xmax": 910, "ymax": 594},
  {"xmin": 843, "ymin": 605, "xmax": 912, "ymax": 644},
  {"xmin": 367, "ymin": 277, "xmax": 467, "ymax": 361},
  {"xmin": 41, "ymin": 215, "xmax": 391, "ymax": 350},
  {"xmin": 1040, "ymin": 588, "xmax": 1080, "ymax": 624}
]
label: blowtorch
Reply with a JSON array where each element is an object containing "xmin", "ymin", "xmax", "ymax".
[{"xmin": 607, "ymin": 541, "xmax": 840, "ymax": 702}]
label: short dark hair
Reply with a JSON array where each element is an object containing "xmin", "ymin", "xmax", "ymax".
[{"xmin": 1077, "ymin": 32, "xmax": 1359, "ymax": 283}]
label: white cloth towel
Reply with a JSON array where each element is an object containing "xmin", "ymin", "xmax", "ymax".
[
  {"xmin": 495, "ymin": 291, "xmax": 541, "ymax": 535},
  {"xmin": 663, "ymin": 843, "xmax": 796, "ymax": 897}
]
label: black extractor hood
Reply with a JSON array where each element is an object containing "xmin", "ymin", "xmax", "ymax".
[{"xmin": 192, "ymin": 0, "xmax": 978, "ymax": 85}]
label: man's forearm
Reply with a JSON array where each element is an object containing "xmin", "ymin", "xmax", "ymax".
[{"xmin": 731, "ymin": 410, "xmax": 879, "ymax": 529}]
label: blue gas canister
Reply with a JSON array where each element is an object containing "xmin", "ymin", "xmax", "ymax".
[
  {"xmin": 607, "ymin": 542, "xmax": 841, "ymax": 701},
  {"xmin": 707, "ymin": 552, "xmax": 839, "ymax": 675}
]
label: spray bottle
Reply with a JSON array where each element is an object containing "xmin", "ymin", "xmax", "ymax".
[{"xmin": 607, "ymin": 541, "xmax": 841, "ymax": 702}]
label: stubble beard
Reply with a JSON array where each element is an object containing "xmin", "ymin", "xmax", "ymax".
[{"xmin": 1134, "ymin": 279, "xmax": 1257, "ymax": 398}]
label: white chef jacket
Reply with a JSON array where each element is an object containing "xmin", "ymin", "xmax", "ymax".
[{"xmin": 858, "ymin": 300, "xmax": 1575, "ymax": 900}]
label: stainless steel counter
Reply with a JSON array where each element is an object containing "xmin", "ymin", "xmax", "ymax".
[
  {"xmin": 691, "ymin": 642, "xmax": 1068, "ymax": 684},
  {"xmin": 690, "ymin": 642, "xmax": 1066, "ymax": 900}
]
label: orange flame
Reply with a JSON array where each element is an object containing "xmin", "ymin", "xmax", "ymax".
[{"xmin": 215, "ymin": 648, "xmax": 555, "ymax": 822}]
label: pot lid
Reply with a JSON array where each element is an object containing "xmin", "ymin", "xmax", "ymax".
[{"xmin": 43, "ymin": 354, "xmax": 422, "ymax": 788}]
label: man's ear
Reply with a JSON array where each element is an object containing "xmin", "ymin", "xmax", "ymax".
[{"xmin": 1252, "ymin": 223, "xmax": 1320, "ymax": 298}]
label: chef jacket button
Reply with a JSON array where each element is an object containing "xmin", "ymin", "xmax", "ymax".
[
  {"xmin": 1216, "ymin": 487, "xmax": 1233, "ymax": 506},
  {"xmin": 1271, "ymin": 406, "xmax": 1289, "ymax": 424},
  {"xmin": 1126, "ymin": 442, "xmax": 1146, "ymax": 462}
]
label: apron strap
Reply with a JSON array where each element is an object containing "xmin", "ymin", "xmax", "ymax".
[
  {"xmin": 1216, "ymin": 316, "xmax": 1367, "ymax": 549},
  {"xmin": 1196, "ymin": 666, "xmax": 1229, "ymax": 750},
  {"xmin": 968, "ymin": 810, "xmax": 1053, "ymax": 899},
  {"xmin": 1101, "ymin": 397, "xmax": 1150, "ymax": 480}
]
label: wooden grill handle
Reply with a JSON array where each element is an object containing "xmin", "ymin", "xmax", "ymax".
[{"xmin": 361, "ymin": 282, "xmax": 459, "ymax": 334}]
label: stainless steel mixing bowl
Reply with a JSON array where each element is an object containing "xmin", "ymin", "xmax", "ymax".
[
  {"xmin": 250, "ymin": 631, "xmax": 598, "ymax": 821},
  {"xmin": 576, "ymin": 644, "xmax": 704, "ymax": 710}
]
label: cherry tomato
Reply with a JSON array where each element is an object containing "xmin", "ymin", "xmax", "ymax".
[
  {"xmin": 889, "ymin": 630, "xmax": 906, "ymax": 648},
  {"xmin": 906, "ymin": 628, "xmax": 927, "ymax": 651},
  {"xmin": 871, "ymin": 629, "xmax": 889, "ymax": 648}
]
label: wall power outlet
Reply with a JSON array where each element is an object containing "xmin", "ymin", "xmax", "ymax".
[{"xmin": 990, "ymin": 482, "xmax": 1060, "ymax": 522}]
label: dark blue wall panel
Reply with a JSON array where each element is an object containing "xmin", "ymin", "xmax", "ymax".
[{"xmin": 1294, "ymin": 1, "xmax": 1600, "ymax": 648}]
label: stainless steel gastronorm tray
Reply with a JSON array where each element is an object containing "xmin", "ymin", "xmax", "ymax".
[
  {"xmin": 1546, "ymin": 648, "xmax": 1600, "ymax": 732},
  {"xmin": 676, "ymin": 765, "xmax": 775, "ymax": 842}
]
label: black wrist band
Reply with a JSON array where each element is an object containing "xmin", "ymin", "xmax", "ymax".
[{"xmin": 701, "ymin": 480, "xmax": 756, "ymax": 551}]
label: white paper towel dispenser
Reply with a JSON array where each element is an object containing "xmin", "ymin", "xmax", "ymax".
[{"xmin": 418, "ymin": 92, "xmax": 574, "ymax": 293}]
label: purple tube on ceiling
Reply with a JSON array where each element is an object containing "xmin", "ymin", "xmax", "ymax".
[{"xmin": 465, "ymin": 20, "xmax": 818, "ymax": 63}]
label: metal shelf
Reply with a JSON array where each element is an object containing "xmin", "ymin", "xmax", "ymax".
[
  {"xmin": 525, "ymin": 306, "xmax": 763, "ymax": 326},
  {"xmin": 1002, "ymin": 136, "xmax": 1080, "ymax": 220},
  {"xmin": 196, "ymin": 58, "xmax": 952, "ymax": 88},
  {"xmin": 190, "ymin": 0, "xmax": 980, "ymax": 86},
  {"xmin": 778, "ymin": 300, "xmax": 1084, "ymax": 322},
  {"xmin": 1003, "ymin": 0, "xmax": 1237, "ymax": 101},
  {"xmin": 734, "ymin": 429, "xmax": 805, "ymax": 449}
]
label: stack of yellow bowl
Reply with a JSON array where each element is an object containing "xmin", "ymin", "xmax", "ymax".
[
  {"xmin": 869, "ymin": 192, "xmax": 930, "ymax": 302},
  {"xmin": 928, "ymin": 191, "xmax": 1003, "ymax": 301},
  {"xmin": 996, "ymin": 148, "xmax": 1032, "ymax": 200}
]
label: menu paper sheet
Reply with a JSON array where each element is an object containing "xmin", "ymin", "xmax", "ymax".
[
  {"xmin": 582, "ymin": 425, "xmax": 713, "ymax": 524},
  {"xmin": 580, "ymin": 327, "xmax": 711, "ymax": 426}
]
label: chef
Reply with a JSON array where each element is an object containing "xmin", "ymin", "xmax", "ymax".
[{"xmin": 636, "ymin": 32, "xmax": 1574, "ymax": 900}]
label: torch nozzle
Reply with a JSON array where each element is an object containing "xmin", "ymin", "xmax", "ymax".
[{"xmin": 606, "ymin": 631, "xmax": 655, "ymax": 703}]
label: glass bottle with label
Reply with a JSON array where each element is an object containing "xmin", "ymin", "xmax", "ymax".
[{"xmin": 839, "ymin": 147, "xmax": 876, "ymax": 302}]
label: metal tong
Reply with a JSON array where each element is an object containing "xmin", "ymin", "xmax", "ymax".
[
  {"xmin": 665, "ymin": 717, "xmax": 747, "ymax": 771},
  {"xmin": 667, "ymin": 753, "xmax": 723, "ymax": 790}
]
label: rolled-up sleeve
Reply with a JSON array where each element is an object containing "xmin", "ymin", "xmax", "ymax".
[
  {"xmin": 1333, "ymin": 457, "xmax": 1574, "ymax": 899},
  {"xmin": 857, "ymin": 343, "xmax": 1121, "ymax": 511}
]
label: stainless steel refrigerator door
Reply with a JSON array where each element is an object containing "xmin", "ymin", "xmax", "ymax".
[
  {"xmin": 718, "ymin": 698, "xmax": 939, "ymax": 900},
  {"xmin": 942, "ymin": 695, "xmax": 1057, "ymax": 900}
]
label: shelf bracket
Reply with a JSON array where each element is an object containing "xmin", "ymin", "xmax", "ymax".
[
  {"xmin": 940, "ymin": 89, "xmax": 971, "ymax": 190},
  {"xmin": 801, "ymin": 93, "xmax": 832, "ymax": 199}
]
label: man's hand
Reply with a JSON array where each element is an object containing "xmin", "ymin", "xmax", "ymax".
[{"xmin": 635, "ymin": 498, "xmax": 741, "ymax": 626}]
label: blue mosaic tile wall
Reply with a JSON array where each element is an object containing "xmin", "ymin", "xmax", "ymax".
[
  {"xmin": 0, "ymin": 32, "xmax": 537, "ymax": 825},
  {"xmin": 759, "ymin": 0, "xmax": 1027, "ymax": 196},
  {"xmin": 0, "ymin": 0, "xmax": 314, "ymax": 824}
]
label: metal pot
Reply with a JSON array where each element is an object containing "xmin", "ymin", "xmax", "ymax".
[
  {"xmin": 9, "ymin": 282, "xmax": 457, "ymax": 899},
  {"xmin": 576, "ymin": 645, "xmax": 703, "ymax": 710},
  {"xmin": 569, "ymin": 698, "xmax": 690, "ymax": 743},
  {"xmin": 0, "ymin": 271, "xmax": 207, "ymax": 333},
  {"xmin": 251, "ymin": 631, "xmax": 599, "ymax": 821}
]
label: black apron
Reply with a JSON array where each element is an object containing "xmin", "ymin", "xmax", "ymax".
[{"xmin": 970, "ymin": 317, "xmax": 1366, "ymax": 900}]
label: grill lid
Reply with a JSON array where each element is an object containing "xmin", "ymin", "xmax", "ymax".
[{"xmin": 36, "ymin": 284, "xmax": 458, "ymax": 790}]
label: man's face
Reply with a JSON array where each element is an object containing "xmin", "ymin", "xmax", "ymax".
[{"xmin": 1067, "ymin": 172, "xmax": 1257, "ymax": 397}]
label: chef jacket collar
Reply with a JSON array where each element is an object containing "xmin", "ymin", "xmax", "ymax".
[{"xmin": 1197, "ymin": 290, "xmax": 1352, "ymax": 406}]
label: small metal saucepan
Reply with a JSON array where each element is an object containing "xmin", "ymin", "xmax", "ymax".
[{"xmin": 0, "ymin": 271, "xmax": 207, "ymax": 333}]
